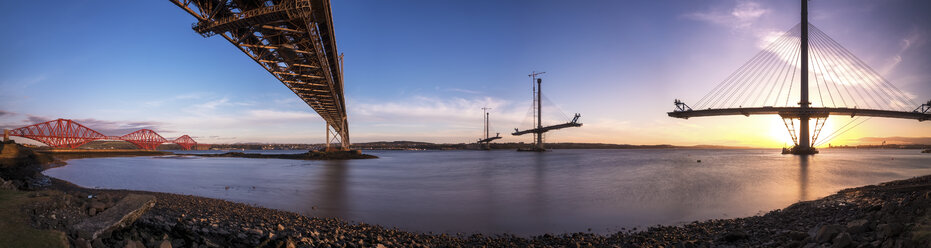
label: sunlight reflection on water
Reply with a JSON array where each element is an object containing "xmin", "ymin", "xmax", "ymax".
[{"xmin": 44, "ymin": 149, "xmax": 931, "ymax": 235}]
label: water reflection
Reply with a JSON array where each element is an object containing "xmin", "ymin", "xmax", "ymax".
[
  {"xmin": 45, "ymin": 149, "xmax": 931, "ymax": 235},
  {"xmin": 798, "ymin": 155, "xmax": 810, "ymax": 201},
  {"xmin": 316, "ymin": 160, "xmax": 348, "ymax": 218},
  {"xmin": 531, "ymin": 153, "xmax": 548, "ymax": 229}
]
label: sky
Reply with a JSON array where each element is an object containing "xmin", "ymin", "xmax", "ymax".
[{"xmin": 1, "ymin": 0, "xmax": 929, "ymax": 147}]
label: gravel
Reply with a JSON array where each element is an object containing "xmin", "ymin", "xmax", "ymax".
[{"xmin": 18, "ymin": 174, "xmax": 930, "ymax": 247}]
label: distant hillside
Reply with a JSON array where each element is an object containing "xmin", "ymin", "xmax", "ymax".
[
  {"xmin": 351, "ymin": 141, "xmax": 755, "ymax": 150},
  {"xmin": 56, "ymin": 140, "xmax": 931, "ymax": 151},
  {"xmin": 78, "ymin": 140, "xmax": 139, "ymax": 150}
]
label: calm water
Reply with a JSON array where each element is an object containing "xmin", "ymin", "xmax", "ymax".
[{"xmin": 44, "ymin": 149, "xmax": 931, "ymax": 235}]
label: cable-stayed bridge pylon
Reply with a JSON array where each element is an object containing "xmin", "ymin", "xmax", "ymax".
[{"xmin": 668, "ymin": 0, "xmax": 931, "ymax": 154}]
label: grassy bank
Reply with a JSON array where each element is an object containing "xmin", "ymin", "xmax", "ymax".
[{"xmin": 0, "ymin": 189, "xmax": 68, "ymax": 247}]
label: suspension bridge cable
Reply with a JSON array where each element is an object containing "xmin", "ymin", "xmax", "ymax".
[
  {"xmin": 810, "ymin": 27, "xmax": 847, "ymax": 108},
  {"xmin": 541, "ymin": 94, "xmax": 572, "ymax": 123},
  {"xmin": 519, "ymin": 100, "xmax": 536, "ymax": 129},
  {"xmin": 815, "ymin": 117, "xmax": 872, "ymax": 147},
  {"xmin": 742, "ymin": 29, "xmax": 799, "ymax": 107},
  {"xmin": 812, "ymin": 29, "xmax": 850, "ymax": 107},
  {"xmin": 774, "ymin": 35, "xmax": 801, "ymax": 106},
  {"xmin": 813, "ymin": 116, "xmax": 861, "ymax": 147},
  {"xmin": 773, "ymin": 37, "xmax": 800, "ymax": 106},
  {"xmin": 694, "ymin": 48, "xmax": 767, "ymax": 109},
  {"xmin": 708, "ymin": 26, "xmax": 800, "ymax": 109},
  {"xmin": 785, "ymin": 36, "xmax": 801, "ymax": 107},
  {"xmin": 808, "ymin": 30, "xmax": 838, "ymax": 107},
  {"xmin": 761, "ymin": 35, "xmax": 801, "ymax": 107},
  {"xmin": 817, "ymin": 29, "xmax": 878, "ymax": 109},
  {"xmin": 737, "ymin": 27, "xmax": 803, "ymax": 107},
  {"xmin": 703, "ymin": 40, "xmax": 778, "ymax": 109},
  {"xmin": 836, "ymin": 35, "xmax": 896, "ymax": 109},
  {"xmin": 764, "ymin": 35, "xmax": 800, "ymax": 106},
  {"xmin": 699, "ymin": 25, "xmax": 800, "ymax": 108},
  {"xmin": 816, "ymin": 25, "xmax": 916, "ymax": 109},
  {"xmin": 809, "ymin": 26, "xmax": 861, "ymax": 108},
  {"xmin": 813, "ymin": 27, "xmax": 880, "ymax": 109},
  {"xmin": 829, "ymin": 26, "xmax": 899, "ymax": 110},
  {"xmin": 720, "ymin": 27, "xmax": 800, "ymax": 108},
  {"xmin": 810, "ymin": 40, "xmax": 829, "ymax": 108},
  {"xmin": 815, "ymin": 26, "xmax": 915, "ymax": 110}
]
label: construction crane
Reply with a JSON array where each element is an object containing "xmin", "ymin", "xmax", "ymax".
[
  {"xmin": 476, "ymin": 107, "xmax": 502, "ymax": 150},
  {"xmin": 512, "ymin": 72, "xmax": 582, "ymax": 151}
]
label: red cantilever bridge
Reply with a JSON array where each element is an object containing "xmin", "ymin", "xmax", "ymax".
[{"xmin": 4, "ymin": 119, "xmax": 198, "ymax": 150}]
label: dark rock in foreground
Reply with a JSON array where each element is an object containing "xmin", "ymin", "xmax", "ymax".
[
  {"xmin": 21, "ymin": 174, "xmax": 929, "ymax": 247},
  {"xmin": 195, "ymin": 150, "xmax": 378, "ymax": 160},
  {"xmin": 71, "ymin": 194, "xmax": 155, "ymax": 240}
]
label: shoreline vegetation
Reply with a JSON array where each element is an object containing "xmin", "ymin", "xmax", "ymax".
[{"xmin": 2, "ymin": 142, "xmax": 931, "ymax": 247}]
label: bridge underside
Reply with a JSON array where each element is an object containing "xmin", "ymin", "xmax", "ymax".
[
  {"xmin": 668, "ymin": 107, "xmax": 930, "ymax": 121},
  {"xmin": 170, "ymin": 0, "xmax": 349, "ymax": 150},
  {"xmin": 477, "ymin": 136, "xmax": 502, "ymax": 144},
  {"xmin": 511, "ymin": 122, "xmax": 583, "ymax": 136}
]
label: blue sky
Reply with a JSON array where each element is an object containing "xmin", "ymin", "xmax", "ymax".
[{"xmin": 1, "ymin": 0, "xmax": 929, "ymax": 146}]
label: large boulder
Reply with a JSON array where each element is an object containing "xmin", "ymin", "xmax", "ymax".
[
  {"xmin": 815, "ymin": 225, "xmax": 846, "ymax": 243},
  {"xmin": 831, "ymin": 232, "xmax": 852, "ymax": 248},
  {"xmin": 846, "ymin": 219, "xmax": 870, "ymax": 234},
  {"xmin": 72, "ymin": 194, "xmax": 157, "ymax": 240}
]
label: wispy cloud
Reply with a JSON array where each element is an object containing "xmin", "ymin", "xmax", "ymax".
[
  {"xmin": 437, "ymin": 87, "xmax": 483, "ymax": 95},
  {"xmin": 881, "ymin": 28, "xmax": 926, "ymax": 76},
  {"xmin": 182, "ymin": 97, "xmax": 254, "ymax": 116},
  {"xmin": 684, "ymin": 0, "xmax": 769, "ymax": 30},
  {"xmin": 21, "ymin": 75, "xmax": 47, "ymax": 88},
  {"xmin": 145, "ymin": 92, "xmax": 212, "ymax": 107},
  {"xmin": 246, "ymin": 109, "xmax": 316, "ymax": 121},
  {"xmin": 351, "ymin": 95, "xmax": 518, "ymax": 124},
  {"xmin": 71, "ymin": 118, "xmax": 166, "ymax": 136}
]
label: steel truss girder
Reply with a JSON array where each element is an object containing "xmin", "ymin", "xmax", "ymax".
[
  {"xmin": 8, "ymin": 118, "xmax": 198, "ymax": 150},
  {"xmin": 169, "ymin": 0, "xmax": 349, "ymax": 150}
]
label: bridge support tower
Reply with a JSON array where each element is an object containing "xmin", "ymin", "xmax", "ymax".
[
  {"xmin": 792, "ymin": 0, "xmax": 817, "ymax": 155},
  {"xmin": 325, "ymin": 118, "xmax": 350, "ymax": 151}
]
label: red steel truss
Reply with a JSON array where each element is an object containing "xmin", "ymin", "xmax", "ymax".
[
  {"xmin": 6, "ymin": 118, "xmax": 199, "ymax": 150},
  {"xmin": 171, "ymin": 135, "xmax": 197, "ymax": 150},
  {"xmin": 8, "ymin": 119, "xmax": 107, "ymax": 149},
  {"xmin": 120, "ymin": 129, "xmax": 168, "ymax": 150}
]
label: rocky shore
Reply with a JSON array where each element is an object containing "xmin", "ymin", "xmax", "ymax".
[{"xmin": 2, "ymin": 142, "xmax": 930, "ymax": 247}]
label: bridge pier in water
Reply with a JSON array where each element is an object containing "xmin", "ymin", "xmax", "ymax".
[
  {"xmin": 792, "ymin": 0, "xmax": 817, "ymax": 155},
  {"xmin": 512, "ymin": 74, "xmax": 583, "ymax": 152},
  {"xmin": 325, "ymin": 119, "xmax": 350, "ymax": 152}
]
